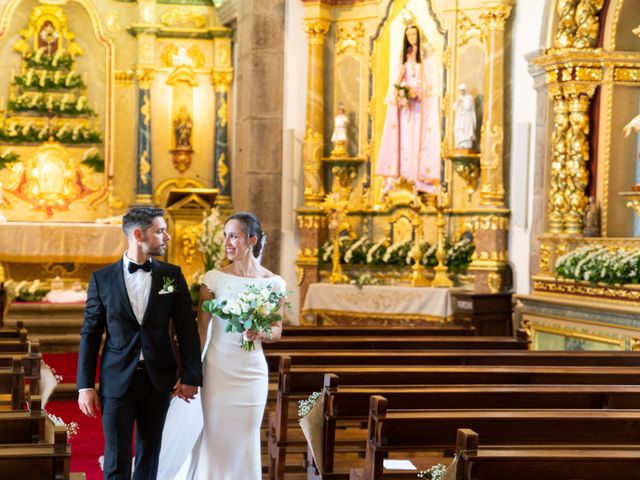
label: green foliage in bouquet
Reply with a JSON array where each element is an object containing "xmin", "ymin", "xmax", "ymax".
[
  {"xmin": 202, "ymin": 284, "xmax": 288, "ymax": 351},
  {"xmin": 417, "ymin": 463, "xmax": 448, "ymax": 480},
  {"xmin": 444, "ymin": 235, "xmax": 475, "ymax": 274}
]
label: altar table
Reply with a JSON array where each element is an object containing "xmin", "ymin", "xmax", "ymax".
[{"xmin": 301, "ymin": 282, "xmax": 459, "ymax": 326}]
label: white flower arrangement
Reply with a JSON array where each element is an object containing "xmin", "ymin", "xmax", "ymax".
[
  {"xmin": 199, "ymin": 207, "xmax": 225, "ymax": 271},
  {"xmin": 344, "ymin": 236, "xmax": 368, "ymax": 264},
  {"xmin": 555, "ymin": 245, "xmax": 640, "ymax": 285},
  {"xmin": 366, "ymin": 239, "xmax": 386, "ymax": 264}
]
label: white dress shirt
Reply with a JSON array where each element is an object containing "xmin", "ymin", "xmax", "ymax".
[{"xmin": 122, "ymin": 253, "xmax": 152, "ymax": 360}]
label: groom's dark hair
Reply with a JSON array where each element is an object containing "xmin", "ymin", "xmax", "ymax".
[{"xmin": 122, "ymin": 207, "xmax": 165, "ymax": 237}]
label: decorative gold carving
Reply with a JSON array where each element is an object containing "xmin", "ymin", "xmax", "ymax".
[
  {"xmin": 115, "ymin": 70, "xmax": 134, "ymax": 87},
  {"xmin": 160, "ymin": 8, "xmax": 207, "ymax": 29},
  {"xmin": 554, "ymin": 0, "xmax": 579, "ymax": 48},
  {"xmin": 138, "ymin": 33, "xmax": 155, "ymax": 66},
  {"xmin": 614, "ymin": 68, "xmax": 640, "ymax": 83},
  {"xmin": 470, "ymin": 215, "xmax": 510, "ymax": 231},
  {"xmin": 303, "ymin": 19, "xmax": 330, "ymax": 45},
  {"xmin": 553, "ymin": 0, "xmax": 604, "ymax": 49},
  {"xmin": 297, "ymin": 214, "xmax": 327, "ymax": 230},
  {"xmin": 533, "ymin": 276, "xmax": 640, "ymax": 305},
  {"xmin": 135, "ymin": 68, "xmax": 155, "ymax": 88},
  {"xmin": 449, "ymin": 152, "xmax": 480, "ymax": 199},
  {"xmin": 564, "ymin": 87, "xmax": 594, "ymax": 234},
  {"xmin": 479, "ymin": 4, "xmax": 512, "ymax": 32},
  {"xmin": 539, "ymin": 241, "xmax": 552, "ymax": 274},
  {"xmin": 620, "ymin": 191, "xmax": 640, "ymax": 219},
  {"xmin": 161, "ymin": 45, "xmax": 205, "ymax": 69},
  {"xmin": 432, "ymin": 196, "xmax": 453, "ymax": 288},
  {"xmin": 8, "ymin": 140, "xmax": 92, "ymax": 216},
  {"xmin": 217, "ymin": 96, "xmax": 228, "ymax": 129},
  {"xmin": 574, "ymin": 66, "xmax": 603, "ymax": 82},
  {"xmin": 180, "ymin": 224, "xmax": 202, "ymax": 264},
  {"xmin": 479, "ymin": 123, "xmax": 505, "ymax": 206},
  {"xmin": 574, "ymin": 0, "xmax": 605, "ymax": 49},
  {"xmin": 217, "ymin": 153, "xmax": 228, "ymax": 187},
  {"xmin": 139, "ymin": 150, "xmax": 150, "ymax": 185},
  {"xmin": 322, "ymin": 193, "xmax": 349, "ymax": 284},
  {"xmin": 212, "ymin": 70, "xmax": 233, "ymax": 92},
  {"xmin": 140, "ymin": 93, "xmax": 151, "ymax": 126},
  {"xmin": 487, "ymin": 272, "xmax": 502, "ymax": 293},
  {"xmin": 457, "ymin": 11, "xmax": 483, "ymax": 46},
  {"xmin": 548, "ymin": 93, "xmax": 570, "ymax": 233},
  {"xmin": 335, "ymin": 22, "xmax": 364, "ymax": 55},
  {"xmin": 296, "ymin": 266, "xmax": 305, "ymax": 286},
  {"xmin": 166, "ymin": 65, "xmax": 198, "ymax": 86},
  {"xmin": 303, "ymin": 128, "xmax": 325, "ymax": 205},
  {"xmin": 13, "ymin": 5, "xmax": 83, "ymax": 58}
]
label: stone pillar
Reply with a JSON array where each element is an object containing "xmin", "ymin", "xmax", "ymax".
[
  {"xmin": 212, "ymin": 37, "xmax": 234, "ymax": 210},
  {"xmin": 234, "ymin": 0, "xmax": 284, "ymax": 271},
  {"xmin": 302, "ymin": 18, "xmax": 330, "ymax": 207},
  {"xmin": 479, "ymin": 3, "xmax": 513, "ymax": 207},
  {"xmin": 134, "ymin": 68, "xmax": 155, "ymax": 204}
]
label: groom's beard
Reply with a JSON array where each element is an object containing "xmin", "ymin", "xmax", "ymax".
[{"xmin": 146, "ymin": 244, "xmax": 167, "ymax": 256}]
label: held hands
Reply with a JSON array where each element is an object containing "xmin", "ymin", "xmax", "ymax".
[
  {"xmin": 78, "ymin": 389, "xmax": 101, "ymax": 418},
  {"xmin": 172, "ymin": 378, "xmax": 198, "ymax": 403}
]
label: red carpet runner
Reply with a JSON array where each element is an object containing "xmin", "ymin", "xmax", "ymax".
[{"xmin": 43, "ymin": 353, "xmax": 104, "ymax": 480}]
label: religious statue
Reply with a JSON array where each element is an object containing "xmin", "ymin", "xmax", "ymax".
[
  {"xmin": 453, "ymin": 83, "xmax": 476, "ymax": 150},
  {"xmin": 330, "ymin": 105, "xmax": 349, "ymax": 157},
  {"xmin": 623, "ymin": 113, "xmax": 640, "ymax": 137},
  {"xmin": 583, "ymin": 196, "xmax": 601, "ymax": 237},
  {"xmin": 376, "ymin": 23, "xmax": 441, "ymax": 199},
  {"xmin": 173, "ymin": 106, "xmax": 193, "ymax": 149}
]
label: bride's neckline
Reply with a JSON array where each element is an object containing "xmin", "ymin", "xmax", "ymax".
[{"xmin": 215, "ymin": 269, "xmax": 276, "ymax": 280}]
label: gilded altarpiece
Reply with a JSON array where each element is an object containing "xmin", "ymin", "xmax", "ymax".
[
  {"xmin": 0, "ymin": 0, "xmax": 231, "ymax": 281},
  {"xmin": 521, "ymin": 0, "xmax": 640, "ymax": 350},
  {"xmin": 297, "ymin": 0, "xmax": 514, "ymax": 310}
]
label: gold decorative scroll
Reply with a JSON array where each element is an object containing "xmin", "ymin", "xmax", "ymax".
[
  {"xmin": 553, "ymin": 0, "xmax": 605, "ymax": 49},
  {"xmin": 161, "ymin": 45, "xmax": 205, "ymax": 69},
  {"xmin": 548, "ymin": 88, "xmax": 570, "ymax": 233},
  {"xmin": 457, "ymin": 11, "xmax": 483, "ymax": 47},
  {"xmin": 13, "ymin": 4, "xmax": 83, "ymax": 58},
  {"xmin": 335, "ymin": 22, "xmax": 364, "ymax": 55},
  {"xmin": 160, "ymin": 8, "xmax": 208, "ymax": 29}
]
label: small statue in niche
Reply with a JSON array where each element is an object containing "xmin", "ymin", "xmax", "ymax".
[
  {"xmin": 583, "ymin": 196, "xmax": 601, "ymax": 237},
  {"xmin": 174, "ymin": 106, "xmax": 193, "ymax": 149},
  {"xmin": 453, "ymin": 83, "xmax": 477, "ymax": 150},
  {"xmin": 330, "ymin": 104, "xmax": 349, "ymax": 157}
]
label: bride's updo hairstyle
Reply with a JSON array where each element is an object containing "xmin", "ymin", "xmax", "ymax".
[{"xmin": 226, "ymin": 212, "xmax": 266, "ymax": 259}]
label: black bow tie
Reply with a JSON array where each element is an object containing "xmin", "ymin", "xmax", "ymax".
[{"xmin": 128, "ymin": 260, "xmax": 152, "ymax": 274}]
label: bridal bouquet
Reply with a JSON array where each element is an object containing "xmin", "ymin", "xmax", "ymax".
[
  {"xmin": 394, "ymin": 82, "xmax": 413, "ymax": 108},
  {"xmin": 202, "ymin": 284, "xmax": 287, "ymax": 351}
]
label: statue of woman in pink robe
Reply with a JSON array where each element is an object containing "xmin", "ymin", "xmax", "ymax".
[{"xmin": 376, "ymin": 25, "xmax": 441, "ymax": 198}]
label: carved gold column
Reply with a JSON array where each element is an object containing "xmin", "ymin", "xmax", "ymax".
[
  {"xmin": 478, "ymin": 3, "xmax": 513, "ymax": 207},
  {"xmin": 302, "ymin": 18, "xmax": 330, "ymax": 207},
  {"xmin": 135, "ymin": 67, "xmax": 155, "ymax": 204},
  {"xmin": 212, "ymin": 37, "xmax": 234, "ymax": 210},
  {"xmin": 548, "ymin": 87, "xmax": 570, "ymax": 233},
  {"xmin": 564, "ymin": 84, "xmax": 595, "ymax": 234}
]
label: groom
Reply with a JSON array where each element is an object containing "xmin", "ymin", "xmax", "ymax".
[{"xmin": 77, "ymin": 207, "xmax": 202, "ymax": 479}]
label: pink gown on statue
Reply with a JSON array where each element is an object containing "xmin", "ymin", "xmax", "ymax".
[{"xmin": 376, "ymin": 58, "xmax": 441, "ymax": 192}]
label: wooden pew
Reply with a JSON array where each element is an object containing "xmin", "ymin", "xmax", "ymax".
[
  {"xmin": 311, "ymin": 380, "xmax": 640, "ymax": 479},
  {"xmin": 0, "ymin": 323, "xmax": 27, "ymax": 341},
  {"xmin": 265, "ymin": 348, "xmax": 640, "ymax": 373},
  {"xmin": 0, "ymin": 360, "xmax": 24, "ymax": 411},
  {"xmin": 282, "ymin": 325, "xmax": 475, "ymax": 337},
  {"xmin": 269, "ymin": 360, "xmax": 640, "ymax": 479},
  {"xmin": 0, "ymin": 414, "xmax": 70, "ymax": 479},
  {"xmin": 264, "ymin": 334, "xmax": 529, "ymax": 352},
  {"xmin": 0, "ymin": 340, "xmax": 30, "ymax": 354},
  {"xmin": 351, "ymin": 396, "xmax": 640, "ymax": 480},
  {"xmin": 452, "ymin": 428, "xmax": 640, "ymax": 480}
]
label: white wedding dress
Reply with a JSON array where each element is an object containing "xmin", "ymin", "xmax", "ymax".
[{"xmin": 158, "ymin": 269, "xmax": 286, "ymax": 480}]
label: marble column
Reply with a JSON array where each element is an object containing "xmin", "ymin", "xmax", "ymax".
[
  {"xmin": 479, "ymin": 3, "xmax": 513, "ymax": 207},
  {"xmin": 135, "ymin": 69, "xmax": 154, "ymax": 204},
  {"xmin": 302, "ymin": 18, "xmax": 330, "ymax": 207}
]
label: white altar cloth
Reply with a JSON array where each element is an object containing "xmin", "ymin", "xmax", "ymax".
[{"xmin": 302, "ymin": 283, "xmax": 456, "ymax": 323}]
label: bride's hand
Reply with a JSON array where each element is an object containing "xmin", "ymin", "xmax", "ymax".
[
  {"xmin": 243, "ymin": 329, "xmax": 261, "ymax": 341},
  {"xmin": 172, "ymin": 379, "xmax": 183, "ymax": 398}
]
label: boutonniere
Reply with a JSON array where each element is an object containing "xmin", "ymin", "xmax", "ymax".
[{"xmin": 159, "ymin": 277, "xmax": 176, "ymax": 295}]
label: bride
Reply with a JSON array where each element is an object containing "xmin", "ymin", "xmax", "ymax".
[{"xmin": 158, "ymin": 212, "xmax": 286, "ymax": 479}]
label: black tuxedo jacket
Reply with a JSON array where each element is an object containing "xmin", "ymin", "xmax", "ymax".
[{"xmin": 77, "ymin": 259, "xmax": 202, "ymax": 397}]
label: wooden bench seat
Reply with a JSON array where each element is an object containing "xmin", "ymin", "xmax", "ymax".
[
  {"xmin": 282, "ymin": 325, "xmax": 475, "ymax": 337},
  {"xmin": 351, "ymin": 396, "xmax": 640, "ymax": 480},
  {"xmin": 452, "ymin": 428, "xmax": 640, "ymax": 480}
]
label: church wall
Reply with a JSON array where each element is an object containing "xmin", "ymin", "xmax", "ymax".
[
  {"xmin": 507, "ymin": 0, "xmax": 545, "ymax": 293},
  {"xmin": 281, "ymin": 0, "xmax": 307, "ymax": 323}
]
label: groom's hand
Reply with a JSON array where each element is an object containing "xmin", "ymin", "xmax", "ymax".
[
  {"xmin": 173, "ymin": 379, "xmax": 198, "ymax": 402},
  {"xmin": 78, "ymin": 389, "xmax": 101, "ymax": 417}
]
